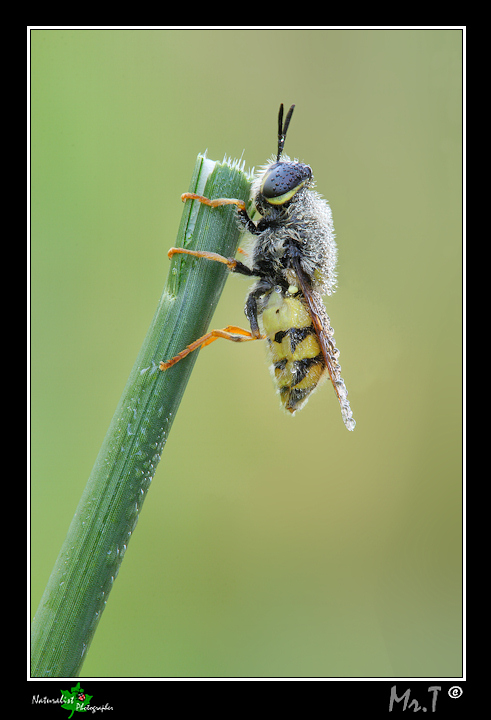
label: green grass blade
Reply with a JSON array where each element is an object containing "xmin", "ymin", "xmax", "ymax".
[{"xmin": 31, "ymin": 155, "xmax": 252, "ymax": 677}]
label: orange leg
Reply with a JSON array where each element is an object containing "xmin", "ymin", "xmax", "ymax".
[
  {"xmin": 162, "ymin": 194, "xmax": 259, "ymax": 371},
  {"xmin": 167, "ymin": 246, "xmax": 239, "ymax": 271},
  {"xmin": 181, "ymin": 191, "xmax": 257, "ymax": 245},
  {"xmin": 160, "ymin": 325, "xmax": 264, "ymax": 371},
  {"xmin": 181, "ymin": 192, "xmax": 247, "ymax": 213}
]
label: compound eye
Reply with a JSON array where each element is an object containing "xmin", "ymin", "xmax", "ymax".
[{"xmin": 261, "ymin": 162, "xmax": 312, "ymax": 205}]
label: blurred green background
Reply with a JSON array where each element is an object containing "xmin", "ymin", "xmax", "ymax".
[{"xmin": 31, "ymin": 29, "xmax": 462, "ymax": 678}]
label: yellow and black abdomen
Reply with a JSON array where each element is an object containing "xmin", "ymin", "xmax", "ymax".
[{"xmin": 261, "ymin": 288, "xmax": 327, "ymax": 414}]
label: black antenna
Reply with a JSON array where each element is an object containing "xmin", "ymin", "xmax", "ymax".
[{"xmin": 277, "ymin": 103, "xmax": 295, "ymax": 161}]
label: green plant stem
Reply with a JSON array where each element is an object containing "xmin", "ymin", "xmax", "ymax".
[{"xmin": 31, "ymin": 155, "xmax": 252, "ymax": 677}]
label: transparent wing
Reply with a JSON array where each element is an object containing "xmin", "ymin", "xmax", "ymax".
[{"xmin": 294, "ymin": 260, "xmax": 355, "ymax": 431}]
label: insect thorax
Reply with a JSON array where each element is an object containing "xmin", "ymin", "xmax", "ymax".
[{"xmin": 250, "ymin": 186, "xmax": 337, "ymax": 297}]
